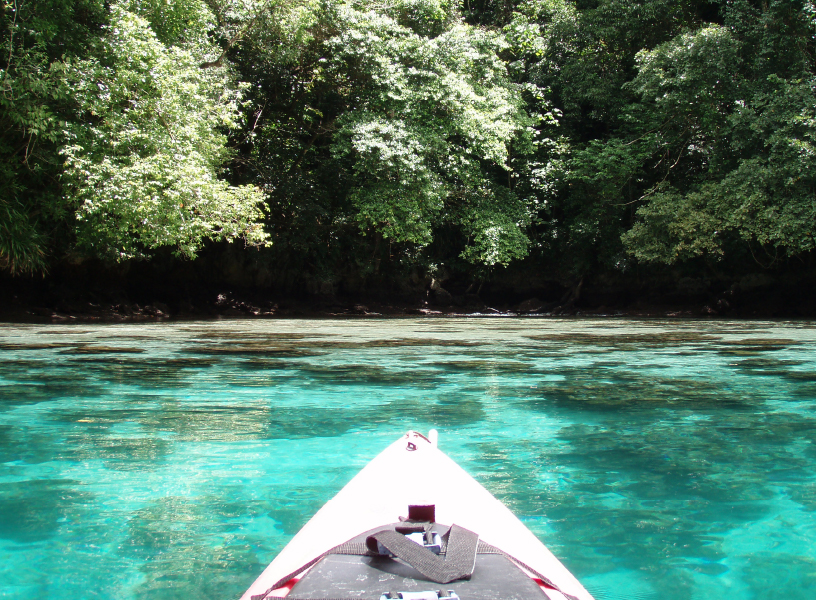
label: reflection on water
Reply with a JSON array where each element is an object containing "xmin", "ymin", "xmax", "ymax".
[{"xmin": 1, "ymin": 318, "xmax": 816, "ymax": 600}]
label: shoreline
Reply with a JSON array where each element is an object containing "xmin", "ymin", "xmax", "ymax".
[
  {"xmin": 4, "ymin": 269, "xmax": 814, "ymax": 323},
  {"xmin": 0, "ymin": 295, "xmax": 805, "ymax": 324}
]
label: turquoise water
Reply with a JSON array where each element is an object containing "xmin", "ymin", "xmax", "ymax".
[{"xmin": 1, "ymin": 318, "xmax": 815, "ymax": 600}]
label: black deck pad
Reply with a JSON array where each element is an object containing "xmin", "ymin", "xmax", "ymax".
[{"xmin": 287, "ymin": 523, "xmax": 550, "ymax": 600}]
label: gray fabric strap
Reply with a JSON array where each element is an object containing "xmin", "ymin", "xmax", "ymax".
[
  {"xmin": 251, "ymin": 523, "xmax": 582, "ymax": 600},
  {"xmin": 365, "ymin": 524, "xmax": 479, "ymax": 584}
]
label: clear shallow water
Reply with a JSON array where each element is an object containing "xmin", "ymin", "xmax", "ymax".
[{"xmin": 1, "ymin": 318, "xmax": 815, "ymax": 600}]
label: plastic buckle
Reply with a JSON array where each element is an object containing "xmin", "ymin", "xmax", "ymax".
[
  {"xmin": 379, "ymin": 591, "xmax": 459, "ymax": 600},
  {"xmin": 407, "ymin": 531, "xmax": 442, "ymax": 554},
  {"xmin": 376, "ymin": 531, "xmax": 442, "ymax": 557}
]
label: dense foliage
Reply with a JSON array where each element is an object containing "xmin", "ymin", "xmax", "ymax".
[{"xmin": 3, "ymin": 0, "xmax": 815, "ymax": 291}]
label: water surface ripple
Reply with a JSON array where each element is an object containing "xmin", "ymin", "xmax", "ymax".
[{"xmin": 1, "ymin": 318, "xmax": 815, "ymax": 600}]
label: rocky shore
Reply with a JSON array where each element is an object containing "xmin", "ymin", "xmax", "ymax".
[
  {"xmin": 1, "ymin": 277, "xmax": 810, "ymax": 323},
  {"xmin": 4, "ymin": 252, "xmax": 816, "ymax": 323}
]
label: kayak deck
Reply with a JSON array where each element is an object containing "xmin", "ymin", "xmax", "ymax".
[
  {"xmin": 282, "ymin": 522, "xmax": 553, "ymax": 599},
  {"xmin": 241, "ymin": 431, "xmax": 594, "ymax": 600}
]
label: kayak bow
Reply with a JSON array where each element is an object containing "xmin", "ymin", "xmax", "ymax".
[{"xmin": 241, "ymin": 431, "xmax": 594, "ymax": 600}]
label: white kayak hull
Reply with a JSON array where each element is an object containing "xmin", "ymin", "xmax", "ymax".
[{"xmin": 241, "ymin": 431, "xmax": 594, "ymax": 600}]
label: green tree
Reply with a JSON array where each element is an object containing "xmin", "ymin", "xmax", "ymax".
[
  {"xmin": 0, "ymin": 0, "xmax": 106, "ymax": 273},
  {"xmin": 61, "ymin": 4, "xmax": 268, "ymax": 260},
  {"xmin": 235, "ymin": 0, "xmax": 545, "ymax": 280},
  {"xmin": 1, "ymin": 1, "xmax": 269, "ymax": 274},
  {"xmin": 498, "ymin": 0, "xmax": 717, "ymax": 280},
  {"xmin": 510, "ymin": 0, "xmax": 816, "ymax": 277},
  {"xmin": 620, "ymin": 1, "xmax": 816, "ymax": 266}
]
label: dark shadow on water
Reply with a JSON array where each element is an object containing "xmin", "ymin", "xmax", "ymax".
[
  {"xmin": 181, "ymin": 339, "xmax": 485, "ymax": 364},
  {"xmin": 185, "ymin": 345, "xmax": 323, "ymax": 357},
  {"xmin": 59, "ymin": 346, "xmax": 146, "ymax": 354},
  {"xmin": 66, "ymin": 356, "xmax": 218, "ymax": 388},
  {"xmin": 431, "ymin": 359, "xmax": 532, "ymax": 374},
  {"xmin": 0, "ymin": 375, "xmax": 106, "ymax": 410},
  {"xmin": 192, "ymin": 331, "xmax": 312, "ymax": 340},
  {"xmin": 0, "ymin": 342, "xmax": 84, "ymax": 350},
  {"xmin": 0, "ymin": 479, "xmax": 94, "ymax": 543},
  {"xmin": 519, "ymin": 367, "xmax": 747, "ymax": 413},
  {"xmin": 294, "ymin": 363, "xmax": 444, "ymax": 386},
  {"xmin": 0, "ymin": 355, "xmax": 220, "ymax": 402},
  {"xmin": 402, "ymin": 394, "xmax": 486, "ymax": 427},
  {"xmin": 265, "ymin": 393, "xmax": 485, "ymax": 438},
  {"xmin": 743, "ymin": 554, "xmax": 816, "ymax": 597},
  {"xmin": 525, "ymin": 332, "xmax": 723, "ymax": 348}
]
